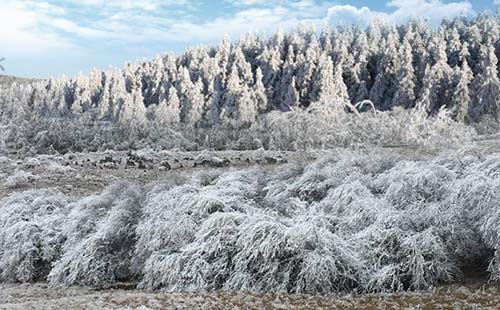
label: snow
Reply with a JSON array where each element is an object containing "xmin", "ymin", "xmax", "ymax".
[
  {"xmin": 2, "ymin": 282, "xmax": 500, "ymax": 309},
  {"xmin": 4, "ymin": 170, "xmax": 39, "ymax": 189}
]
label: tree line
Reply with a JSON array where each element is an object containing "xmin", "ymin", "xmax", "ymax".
[{"xmin": 1, "ymin": 15, "xmax": 499, "ymax": 153}]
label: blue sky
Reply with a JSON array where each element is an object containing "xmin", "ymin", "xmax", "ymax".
[{"xmin": 0, "ymin": 0, "xmax": 497, "ymax": 78}]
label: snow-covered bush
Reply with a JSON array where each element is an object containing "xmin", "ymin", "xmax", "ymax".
[
  {"xmin": 6, "ymin": 150, "xmax": 500, "ymax": 294},
  {"xmin": 135, "ymin": 169, "xmax": 261, "ymax": 277},
  {"xmin": 0, "ymin": 190, "xmax": 70, "ymax": 282},
  {"xmin": 45, "ymin": 161, "xmax": 75, "ymax": 174},
  {"xmin": 48, "ymin": 182, "xmax": 143, "ymax": 286},
  {"xmin": 4, "ymin": 170, "xmax": 39, "ymax": 188}
]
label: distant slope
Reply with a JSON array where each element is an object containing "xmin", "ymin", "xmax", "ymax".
[{"xmin": 0, "ymin": 75, "xmax": 39, "ymax": 87}]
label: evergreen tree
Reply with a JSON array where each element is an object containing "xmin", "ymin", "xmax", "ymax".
[
  {"xmin": 253, "ymin": 68, "xmax": 268, "ymax": 114},
  {"xmin": 156, "ymin": 85, "xmax": 181, "ymax": 126},
  {"xmin": 369, "ymin": 32, "xmax": 401, "ymax": 110},
  {"xmin": 450, "ymin": 60, "xmax": 473, "ymax": 122},
  {"xmin": 471, "ymin": 43, "xmax": 500, "ymax": 120},
  {"xmin": 392, "ymin": 39, "xmax": 416, "ymax": 109},
  {"xmin": 282, "ymin": 76, "xmax": 299, "ymax": 112}
]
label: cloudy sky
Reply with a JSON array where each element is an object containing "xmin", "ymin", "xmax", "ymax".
[{"xmin": 0, "ymin": 0, "xmax": 496, "ymax": 77}]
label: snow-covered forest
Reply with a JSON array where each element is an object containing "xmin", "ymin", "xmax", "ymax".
[{"xmin": 3, "ymin": 15, "xmax": 500, "ymax": 154}]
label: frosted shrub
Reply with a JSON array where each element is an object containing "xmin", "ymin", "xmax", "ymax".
[
  {"xmin": 4, "ymin": 170, "xmax": 39, "ymax": 188},
  {"xmin": 260, "ymin": 105, "xmax": 474, "ymax": 151},
  {"xmin": 279, "ymin": 220, "xmax": 364, "ymax": 294},
  {"xmin": 48, "ymin": 182, "xmax": 142, "ymax": 286},
  {"xmin": 45, "ymin": 161, "xmax": 75, "ymax": 174},
  {"xmin": 134, "ymin": 169, "xmax": 260, "ymax": 275},
  {"xmin": 315, "ymin": 181, "xmax": 389, "ymax": 234},
  {"xmin": 398, "ymin": 228, "xmax": 457, "ymax": 290},
  {"xmin": 140, "ymin": 212, "xmax": 247, "ymax": 291},
  {"xmin": 135, "ymin": 152, "xmax": 498, "ymax": 293},
  {"xmin": 0, "ymin": 156, "xmax": 11, "ymax": 165},
  {"xmin": 0, "ymin": 190, "xmax": 70, "ymax": 282},
  {"xmin": 134, "ymin": 184, "xmax": 201, "ymax": 269},
  {"xmin": 8, "ymin": 150, "xmax": 500, "ymax": 294},
  {"xmin": 375, "ymin": 161, "xmax": 455, "ymax": 209}
]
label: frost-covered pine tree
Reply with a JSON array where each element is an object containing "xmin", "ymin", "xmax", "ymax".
[
  {"xmin": 177, "ymin": 67, "xmax": 206, "ymax": 126},
  {"xmin": 351, "ymin": 31, "xmax": 371, "ymax": 102},
  {"xmin": 220, "ymin": 63, "xmax": 257, "ymax": 126},
  {"xmin": 471, "ymin": 42, "xmax": 500, "ymax": 120},
  {"xmin": 155, "ymin": 85, "xmax": 181, "ymax": 126},
  {"xmin": 282, "ymin": 76, "xmax": 299, "ymax": 112},
  {"xmin": 446, "ymin": 27, "xmax": 463, "ymax": 68},
  {"xmin": 70, "ymin": 76, "xmax": 92, "ymax": 116},
  {"xmin": 253, "ymin": 68, "xmax": 268, "ymax": 114},
  {"xmin": 313, "ymin": 53, "xmax": 349, "ymax": 108},
  {"xmin": 427, "ymin": 35, "xmax": 454, "ymax": 114},
  {"xmin": 369, "ymin": 31, "xmax": 401, "ymax": 110},
  {"xmin": 258, "ymin": 45, "xmax": 283, "ymax": 102},
  {"xmin": 392, "ymin": 38, "xmax": 416, "ymax": 109},
  {"xmin": 416, "ymin": 65, "xmax": 433, "ymax": 112},
  {"xmin": 231, "ymin": 46, "xmax": 254, "ymax": 87},
  {"xmin": 450, "ymin": 60, "xmax": 473, "ymax": 122}
]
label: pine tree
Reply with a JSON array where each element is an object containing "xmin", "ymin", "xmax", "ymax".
[
  {"xmin": 446, "ymin": 27, "xmax": 463, "ymax": 68},
  {"xmin": 416, "ymin": 65, "xmax": 432, "ymax": 112},
  {"xmin": 71, "ymin": 76, "xmax": 92, "ymax": 116},
  {"xmin": 278, "ymin": 45, "xmax": 296, "ymax": 107},
  {"xmin": 392, "ymin": 39, "xmax": 416, "ymax": 109},
  {"xmin": 427, "ymin": 35, "xmax": 453, "ymax": 114},
  {"xmin": 282, "ymin": 76, "xmax": 299, "ymax": 112},
  {"xmin": 369, "ymin": 32, "xmax": 401, "ymax": 110},
  {"xmin": 258, "ymin": 45, "xmax": 282, "ymax": 103},
  {"xmin": 119, "ymin": 89, "xmax": 147, "ymax": 128},
  {"xmin": 313, "ymin": 53, "xmax": 350, "ymax": 109},
  {"xmin": 156, "ymin": 85, "xmax": 181, "ymax": 126},
  {"xmin": 253, "ymin": 68, "xmax": 268, "ymax": 114},
  {"xmin": 351, "ymin": 31, "xmax": 371, "ymax": 102},
  {"xmin": 231, "ymin": 46, "xmax": 254, "ymax": 86},
  {"xmin": 471, "ymin": 43, "xmax": 500, "ymax": 120},
  {"xmin": 450, "ymin": 60, "xmax": 473, "ymax": 122},
  {"xmin": 108, "ymin": 70, "xmax": 128, "ymax": 122}
]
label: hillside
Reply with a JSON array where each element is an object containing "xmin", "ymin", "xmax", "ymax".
[{"xmin": 0, "ymin": 75, "xmax": 39, "ymax": 87}]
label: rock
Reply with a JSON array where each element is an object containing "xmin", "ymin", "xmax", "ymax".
[
  {"xmin": 161, "ymin": 161, "xmax": 171, "ymax": 170},
  {"xmin": 99, "ymin": 156, "xmax": 114, "ymax": 164}
]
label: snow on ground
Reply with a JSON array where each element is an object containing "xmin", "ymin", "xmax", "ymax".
[
  {"xmin": 0, "ymin": 149, "xmax": 306, "ymax": 199},
  {"xmin": 2, "ymin": 282, "xmax": 500, "ymax": 309}
]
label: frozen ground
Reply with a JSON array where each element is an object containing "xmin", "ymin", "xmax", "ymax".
[
  {"xmin": 2, "ymin": 282, "xmax": 500, "ymax": 309},
  {"xmin": 0, "ymin": 149, "xmax": 305, "ymax": 199}
]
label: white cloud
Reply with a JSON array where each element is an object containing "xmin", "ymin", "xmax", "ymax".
[
  {"xmin": 325, "ymin": 5, "xmax": 389, "ymax": 27},
  {"xmin": 71, "ymin": 0, "xmax": 190, "ymax": 11},
  {"xmin": 0, "ymin": 1, "xmax": 75, "ymax": 56},
  {"xmin": 0, "ymin": 0, "xmax": 480, "ymax": 77},
  {"xmin": 1, "ymin": 0, "xmax": 476, "ymax": 55},
  {"xmin": 325, "ymin": 0, "xmax": 473, "ymax": 27},
  {"xmin": 387, "ymin": 0, "xmax": 473, "ymax": 24},
  {"xmin": 226, "ymin": 0, "xmax": 270, "ymax": 5}
]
